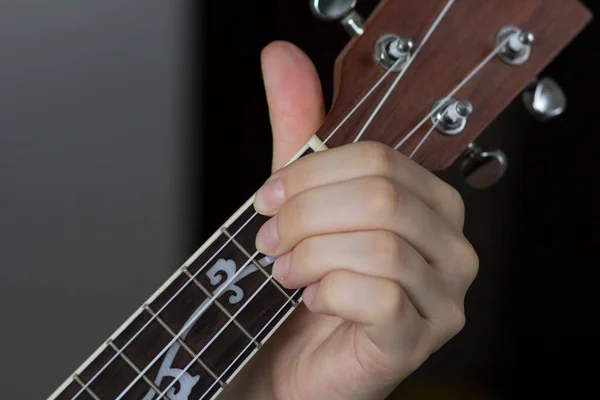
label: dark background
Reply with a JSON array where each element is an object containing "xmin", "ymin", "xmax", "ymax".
[{"xmin": 0, "ymin": 1, "xmax": 598, "ymax": 398}]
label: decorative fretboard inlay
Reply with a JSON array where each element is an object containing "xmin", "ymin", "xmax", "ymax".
[{"xmin": 54, "ymin": 146, "xmax": 314, "ymax": 400}]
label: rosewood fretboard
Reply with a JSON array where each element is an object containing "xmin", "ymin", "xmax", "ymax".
[{"xmin": 51, "ymin": 144, "xmax": 317, "ymax": 400}]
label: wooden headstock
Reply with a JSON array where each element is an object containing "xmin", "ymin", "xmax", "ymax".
[{"xmin": 314, "ymin": 0, "xmax": 592, "ymax": 171}]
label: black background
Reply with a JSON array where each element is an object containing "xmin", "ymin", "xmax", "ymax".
[{"xmin": 198, "ymin": 1, "xmax": 600, "ymax": 398}]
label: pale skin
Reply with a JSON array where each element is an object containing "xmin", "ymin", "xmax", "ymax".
[{"xmin": 220, "ymin": 41, "xmax": 479, "ymax": 400}]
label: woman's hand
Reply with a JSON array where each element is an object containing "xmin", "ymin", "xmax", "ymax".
[{"xmin": 222, "ymin": 41, "xmax": 478, "ymax": 400}]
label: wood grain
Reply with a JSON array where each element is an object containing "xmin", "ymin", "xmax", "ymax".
[{"xmin": 317, "ymin": 0, "xmax": 592, "ymax": 170}]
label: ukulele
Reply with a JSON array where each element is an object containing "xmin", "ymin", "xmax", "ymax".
[{"xmin": 48, "ymin": 0, "xmax": 592, "ymax": 399}]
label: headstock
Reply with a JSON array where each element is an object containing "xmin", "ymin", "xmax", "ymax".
[{"xmin": 310, "ymin": 0, "xmax": 592, "ymax": 188}]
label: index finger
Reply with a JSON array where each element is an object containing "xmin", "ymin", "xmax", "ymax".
[{"xmin": 254, "ymin": 141, "xmax": 465, "ymax": 230}]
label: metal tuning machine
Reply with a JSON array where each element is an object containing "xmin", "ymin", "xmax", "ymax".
[
  {"xmin": 374, "ymin": 34, "xmax": 415, "ymax": 71},
  {"xmin": 460, "ymin": 143, "xmax": 508, "ymax": 190},
  {"xmin": 521, "ymin": 77, "xmax": 567, "ymax": 122},
  {"xmin": 496, "ymin": 26, "xmax": 535, "ymax": 65},
  {"xmin": 431, "ymin": 98, "xmax": 474, "ymax": 135},
  {"xmin": 310, "ymin": 0, "xmax": 364, "ymax": 37}
]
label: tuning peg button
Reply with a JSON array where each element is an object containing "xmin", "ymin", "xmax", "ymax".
[
  {"xmin": 460, "ymin": 143, "xmax": 508, "ymax": 189},
  {"xmin": 310, "ymin": 0, "xmax": 364, "ymax": 36},
  {"xmin": 431, "ymin": 98, "xmax": 473, "ymax": 135},
  {"xmin": 497, "ymin": 26, "xmax": 535, "ymax": 65},
  {"xmin": 521, "ymin": 77, "xmax": 567, "ymax": 122}
]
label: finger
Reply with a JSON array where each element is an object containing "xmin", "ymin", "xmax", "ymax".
[
  {"xmin": 302, "ymin": 270, "xmax": 429, "ymax": 357},
  {"xmin": 254, "ymin": 141, "xmax": 464, "ymax": 230},
  {"xmin": 255, "ymin": 176, "xmax": 466, "ymax": 269},
  {"xmin": 261, "ymin": 41, "xmax": 325, "ymax": 172},
  {"xmin": 272, "ymin": 231, "xmax": 446, "ymax": 319}
]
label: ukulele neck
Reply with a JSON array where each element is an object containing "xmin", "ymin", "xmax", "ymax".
[{"xmin": 49, "ymin": 136, "xmax": 325, "ymax": 400}]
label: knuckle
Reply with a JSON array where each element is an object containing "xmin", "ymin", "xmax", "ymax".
[
  {"xmin": 449, "ymin": 235, "xmax": 480, "ymax": 283},
  {"xmin": 447, "ymin": 303, "xmax": 466, "ymax": 337},
  {"xmin": 363, "ymin": 177, "xmax": 401, "ymax": 220},
  {"xmin": 445, "ymin": 183, "xmax": 465, "ymax": 214},
  {"xmin": 371, "ymin": 231, "xmax": 405, "ymax": 268},
  {"xmin": 463, "ymin": 242, "xmax": 480, "ymax": 282},
  {"xmin": 435, "ymin": 181, "xmax": 465, "ymax": 224},
  {"xmin": 359, "ymin": 141, "xmax": 397, "ymax": 175},
  {"xmin": 372, "ymin": 282, "xmax": 405, "ymax": 324},
  {"xmin": 318, "ymin": 274, "xmax": 338, "ymax": 310}
]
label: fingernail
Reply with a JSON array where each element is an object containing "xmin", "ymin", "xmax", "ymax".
[
  {"xmin": 302, "ymin": 283, "xmax": 319, "ymax": 305},
  {"xmin": 255, "ymin": 178, "xmax": 285, "ymax": 214},
  {"xmin": 255, "ymin": 216, "xmax": 279, "ymax": 254},
  {"xmin": 272, "ymin": 253, "xmax": 291, "ymax": 282}
]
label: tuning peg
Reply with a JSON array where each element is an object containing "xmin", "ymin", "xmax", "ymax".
[
  {"xmin": 460, "ymin": 143, "xmax": 508, "ymax": 190},
  {"xmin": 310, "ymin": 0, "xmax": 364, "ymax": 37},
  {"xmin": 432, "ymin": 98, "xmax": 474, "ymax": 135},
  {"xmin": 521, "ymin": 77, "xmax": 567, "ymax": 122},
  {"xmin": 497, "ymin": 27, "xmax": 535, "ymax": 65}
]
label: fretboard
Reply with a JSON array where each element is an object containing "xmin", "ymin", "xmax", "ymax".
[{"xmin": 49, "ymin": 137, "xmax": 323, "ymax": 400}]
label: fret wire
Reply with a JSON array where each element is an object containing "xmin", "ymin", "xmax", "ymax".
[
  {"xmin": 154, "ymin": 271, "xmax": 274, "ymax": 399},
  {"xmin": 106, "ymin": 340, "xmax": 166, "ymax": 399},
  {"xmin": 72, "ymin": 375, "xmax": 102, "ymax": 400},
  {"xmin": 74, "ymin": 212, "xmax": 262, "ymax": 400},
  {"xmin": 142, "ymin": 305, "xmax": 225, "ymax": 388},
  {"xmin": 116, "ymin": 254, "xmax": 260, "ymax": 400},
  {"xmin": 181, "ymin": 266, "xmax": 259, "ymax": 347},
  {"xmin": 200, "ymin": 288, "xmax": 301, "ymax": 400},
  {"xmin": 220, "ymin": 227, "xmax": 297, "ymax": 305}
]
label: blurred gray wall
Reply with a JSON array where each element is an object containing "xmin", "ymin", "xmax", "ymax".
[{"xmin": 0, "ymin": 1, "xmax": 195, "ymax": 397}]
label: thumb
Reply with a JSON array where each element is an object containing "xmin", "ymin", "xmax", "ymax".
[{"xmin": 261, "ymin": 41, "xmax": 325, "ymax": 172}]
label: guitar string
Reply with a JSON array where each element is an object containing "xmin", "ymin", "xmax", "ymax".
[
  {"xmin": 113, "ymin": 253, "xmax": 262, "ymax": 399},
  {"xmin": 351, "ymin": 0, "xmax": 455, "ymax": 144},
  {"xmin": 71, "ymin": 209, "xmax": 259, "ymax": 399},
  {"xmin": 197, "ymin": 290, "xmax": 299, "ymax": 400},
  {"xmin": 110, "ymin": 54, "xmax": 419, "ymax": 397},
  {"xmin": 394, "ymin": 33, "xmax": 515, "ymax": 151},
  {"xmin": 194, "ymin": 27, "xmax": 522, "ymax": 400},
  {"xmin": 318, "ymin": 0, "xmax": 455, "ymax": 151},
  {"xmin": 110, "ymin": 1, "xmax": 458, "ymax": 399},
  {"xmin": 70, "ymin": 1, "xmax": 453, "ymax": 395},
  {"xmin": 409, "ymin": 118, "xmax": 443, "ymax": 159},
  {"xmin": 154, "ymin": 266, "xmax": 275, "ymax": 399},
  {"xmin": 193, "ymin": 117, "xmax": 444, "ymax": 400}
]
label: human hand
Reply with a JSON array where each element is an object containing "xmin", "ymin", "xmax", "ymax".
[{"xmin": 224, "ymin": 40, "xmax": 479, "ymax": 400}]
